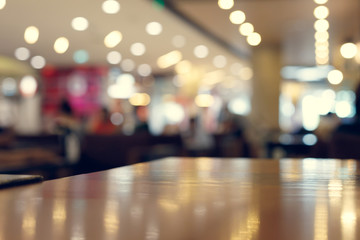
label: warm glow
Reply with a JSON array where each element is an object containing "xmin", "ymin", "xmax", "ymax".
[
  {"xmin": 193, "ymin": 45, "xmax": 209, "ymax": 58},
  {"xmin": 314, "ymin": 6, "xmax": 329, "ymax": 19},
  {"xmin": 0, "ymin": 0, "xmax": 6, "ymax": 9},
  {"xmin": 24, "ymin": 26, "xmax": 39, "ymax": 44},
  {"xmin": 316, "ymin": 56, "xmax": 329, "ymax": 65},
  {"xmin": 195, "ymin": 94, "xmax": 214, "ymax": 107},
  {"xmin": 108, "ymin": 74, "xmax": 135, "ymax": 99},
  {"xmin": 137, "ymin": 64, "xmax": 152, "ymax": 77},
  {"xmin": 327, "ymin": 69, "xmax": 343, "ymax": 85},
  {"xmin": 104, "ymin": 31, "xmax": 122, "ymax": 48},
  {"xmin": 157, "ymin": 50, "xmax": 182, "ymax": 68},
  {"xmin": 71, "ymin": 17, "xmax": 89, "ymax": 31},
  {"xmin": 314, "ymin": 19, "xmax": 329, "ymax": 32},
  {"xmin": 130, "ymin": 42, "xmax": 146, "ymax": 56},
  {"xmin": 175, "ymin": 60, "xmax": 192, "ymax": 74},
  {"xmin": 20, "ymin": 75, "xmax": 37, "ymax": 97},
  {"xmin": 30, "ymin": 56, "xmax": 46, "ymax": 69},
  {"xmin": 102, "ymin": 0, "xmax": 120, "ymax": 14},
  {"xmin": 247, "ymin": 32, "xmax": 261, "ymax": 46},
  {"xmin": 229, "ymin": 10, "xmax": 246, "ymax": 24},
  {"xmin": 54, "ymin": 37, "xmax": 69, "ymax": 54},
  {"xmin": 239, "ymin": 22, "xmax": 254, "ymax": 36},
  {"xmin": 129, "ymin": 93, "xmax": 151, "ymax": 106},
  {"xmin": 218, "ymin": 0, "xmax": 234, "ymax": 10},
  {"xmin": 107, "ymin": 51, "xmax": 122, "ymax": 64},
  {"xmin": 146, "ymin": 22, "xmax": 163, "ymax": 35},
  {"xmin": 14, "ymin": 47, "xmax": 30, "ymax": 61},
  {"xmin": 340, "ymin": 42, "xmax": 358, "ymax": 59}
]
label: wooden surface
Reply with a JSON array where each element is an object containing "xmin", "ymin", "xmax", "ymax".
[{"xmin": 0, "ymin": 157, "xmax": 359, "ymax": 240}]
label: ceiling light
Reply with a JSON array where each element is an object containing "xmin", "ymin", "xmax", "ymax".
[
  {"xmin": 71, "ymin": 17, "xmax": 89, "ymax": 31},
  {"xmin": 121, "ymin": 59, "xmax": 135, "ymax": 72},
  {"xmin": 314, "ymin": 0, "xmax": 328, "ymax": 4},
  {"xmin": 102, "ymin": 0, "xmax": 120, "ymax": 14},
  {"xmin": 340, "ymin": 42, "xmax": 358, "ymax": 59},
  {"xmin": 213, "ymin": 55, "xmax": 227, "ymax": 68},
  {"xmin": 230, "ymin": 62, "xmax": 243, "ymax": 75},
  {"xmin": 107, "ymin": 51, "xmax": 122, "ymax": 64},
  {"xmin": 194, "ymin": 45, "xmax": 209, "ymax": 58},
  {"xmin": 146, "ymin": 22, "xmax": 163, "ymax": 35},
  {"xmin": 30, "ymin": 56, "xmax": 46, "ymax": 69},
  {"xmin": 327, "ymin": 69, "xmax": 343, "ymax": 85},
  {"xmin": 137, "ymin": 64, "xmax": 152, "ymax": 77},
  {"xmin": 130, "ymin": 42, "xmax": 146, "ymax": 56},
  {"xmin": 73, "ymin": 50, "xmax": 89, "ymax": 64},
  {"xmin": 229, "ymin": 10, "xmax": 246, "ymax": 24},
  {"xmin": 218, "ymin": 0, "xmax": 234, "ymax": 10},
  {"xmin": 14, "ymin": 47, "xmax": 30, "ymax": 61},
  {"xmin": 0, "ymin": 0, "xmax": 6, "ymax": 10},
  {"xmin": 24, "ymin": 26, "xmax": 39, "ymax": 44},
  {"xmin": 157, "ymin": 50, "xmax": 182, "ymax": 68},
  {"xmin": 172, "ymin": 35, "xmax": 186, "ymax": 48},
  {"xmin": 239, "ymin": 22, "xmax": 254, "ymax": 36},
  {"xmin": 104, "ymin": 31, "xmax": 122, "ymax": 48},
  {"xmin": 247, "ymin": 32, "xmax": 261, "ymax": 46},
  {"xmin": 54, "ymin": 37, "xmax": 69, "ymax": 54},
  {"xmin": 313, "ymin": 6, "xmax": 329, "ymax": 19}
]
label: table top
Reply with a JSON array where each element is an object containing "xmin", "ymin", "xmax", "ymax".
[{"xmin": 0, "ymin": 157, "xmax": 359, "ymax": 240}]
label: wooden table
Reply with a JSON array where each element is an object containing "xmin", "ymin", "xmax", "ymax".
[{"xmin": 0, "ymin": 157, "xmax": 359, "ymax": 240}]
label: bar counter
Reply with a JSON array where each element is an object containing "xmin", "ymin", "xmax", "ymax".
[{"xmin": 0, "ymin": 157, "xmax": 359, "ymax": 240}]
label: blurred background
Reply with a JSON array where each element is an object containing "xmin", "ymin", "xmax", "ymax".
[{"xmin": 0, "ymin": 0, "xmax": 359, "ymax": 179}]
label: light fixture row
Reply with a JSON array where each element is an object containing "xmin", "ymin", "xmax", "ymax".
[{"xmin": 218, "ymin": 0, "xmax": 261, "ymax": 46}]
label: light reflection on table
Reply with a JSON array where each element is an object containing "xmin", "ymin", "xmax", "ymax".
[{"xmin": 0, "ymin": 157, "xmax": 359, "ymax": 240}]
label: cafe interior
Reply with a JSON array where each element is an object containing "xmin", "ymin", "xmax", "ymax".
[{"xmin": 0, "ymin": 0, "xmax": 359, "ymax": 179}]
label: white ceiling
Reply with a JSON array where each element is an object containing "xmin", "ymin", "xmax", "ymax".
[{"xmin": 0, "ymin": 0, "xmax": 359, "ymax": 77}]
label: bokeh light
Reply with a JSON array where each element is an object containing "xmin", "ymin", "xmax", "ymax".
[
  {"xmin": 121, "ymin": 59, "xmax": 135, "ymax": 72},
  {"xmin": 14, "ymin": 47, "xmax": 30, "ymax": 61},
  {"xmin": 146, "ymin": 22, "xmax": 163, "ymax": 35},
  {"xmin": 130, "ymin": 42, "xmax": 146, "ymax": 56},
  {"xmin": 104, "ymin": 31, "xmax": 122, "ymax": 48},
  {"xmin": 107, "ymin": 51, "xmax": 122, "ymax": 64},
  {"xmin": 73, "ymin": 50, "xmax": 89, "ymax": 64},
  {"xmin": 327, "ymin": 69, "xmax": 343, "ymax": 85},
  {"xmin": 129, "ymin": 93, "xmax": 151, "ymax": 106},
  {"xmin": 102, "ymin": 0, "xmax": 120, "ymax": 14},
  {"xmin": 340, "ymin": 42, "xmax": 358, "ymax": 59},
  {"xmin": 239, "ymin": 22, "xmax": 254, "ymax": 36},
  {"xmin": 172, "ymin": 35, "xmax": 186, "ymax": 48},
  {"xmin": 71, "ymin": 17, "xmax": 89, "ymax": 31},
  {"xmin": 193, "ymin": 45, "xmax": 209, "ymax": 58},
  {"xmin": 137, "ymin": 64, "xmax": 152, "ymax": 77},
  {"xmin": 247, "ymin": 32, "xmax": 261, "ymax": 46},
  {"xmin": 1, "ymin": 77, "xmax": 17, "ymax": 96},
  {"xmin": 218, "ymin": 0, "xmax": 234, "ymax": 10},
  {"xmin": 54, "ymin": 37, "xmax": 69, "ymax": 54},
  {"xmin": 195, "ymin": 94, "xmax": 214, "ymax": 107},
  {"xmin": 24, "ymin": 26, "xmax": 39, "ymax": 44},
  {"xmin": 229, "ymin": 10, "xmax": 246, "ymax": 24},
  {"xmin": 20, "ymin": 75, "xmax": 37, "ymax": 97},
  {"xmin": 0, "ymin": 0, "xmax": 6, "ymax": 10},
  {"xmin": 30, "ymin": 56, "xmax": 46, "ymax": 69},
  {"xmin": 313, "ymin": 6, "xmax": 329, "ymax": 19},
  {"xmin": 213, "ymin": 55, "xmax": 227, "ymax": 68}
]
